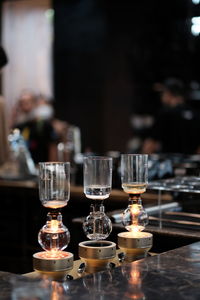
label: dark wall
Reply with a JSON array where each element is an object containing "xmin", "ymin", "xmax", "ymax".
[
  {"xmin": 53, "ymin": 0, "xmax": 200, "ymax": 153},
  {"xmin": 53, "ymin": 0, "xmax": 108, "ymax": 153}
]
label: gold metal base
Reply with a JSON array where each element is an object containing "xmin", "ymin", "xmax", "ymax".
[
  {"xmin": 79, "ymin": 240, "xmax": 116, "ymax": 273},
  {"xmin": 33, "ymin": 251, "xmax": 73, "ymax": 281},
  {"xmin": 118, "ymin": 232, "xmax": 153, "ymax": 262}
]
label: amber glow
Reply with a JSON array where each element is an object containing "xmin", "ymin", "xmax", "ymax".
[
  {"xmin": 49, "ymin": 220, "xmax": 60, "ymax": 254},
  {"xmin": 51, "ymin": 281, "xmax": 65, "ymax": 300},
  {"xmin": 39, "ymin": 279, "xmax": 65, "ymax": 300},
  {"xmin": 44, "ymin": 201, "xmax": 67, "ymax": 209},
  {"xmin": 48, "ymin": 248, "xmax": 59, "ymax": 258},
  {"xmin": 50, "ymin": 220, "xmax": 59, "ymax": 232},
  {"xmin": 37, "ymin": 251, "xmax": 69, "ymax": 259},
  {"xmin": 125, "ymin": 263, "xmax": 144, "ymax": 300},
  {"xmin": 129, "ymin": 264, "xmax": 141, "ymax": 285},
  {"xmin": 128, "ymin": 204, "xmax": 144, "ymax": 233}
]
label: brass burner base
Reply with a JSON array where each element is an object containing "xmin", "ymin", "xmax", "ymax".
[
  {"xmin": 118, "ymin": 232, "xmax": 153, "ymax": 262},
  {"xmin": 79, "ymin": 240, "xmax": 116, "ymax": 273},
  {"xmin": 33, "ymin": 251, "xmax": 73, "ymax": 281}
]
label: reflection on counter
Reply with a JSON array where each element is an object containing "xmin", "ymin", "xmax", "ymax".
[
  {"xmin": 122, "ymin": 261, "xmax": 148, "ymax": 300},
  {"xmin": 59, "ymin": 241, "xmax": 200, "ymax": 299},
  {"xmin": 3, "ymin": 241, "xmax": 200, "ymax": 299},
  {"xmin": 1, "ymin": 238, "xmax": 200, "ymax": 299}
]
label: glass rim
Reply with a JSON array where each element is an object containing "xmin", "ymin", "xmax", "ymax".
[
  {"xmin": 38, "ymin": 162, "xmax": 70, "ymax": 166},
  {"xmin": 121, "ymin": 154, "xmax": 148, "ymax": 158},
  {"xmin": 83, "ymin": 156, "xmax": 113, "ymax": 161}
]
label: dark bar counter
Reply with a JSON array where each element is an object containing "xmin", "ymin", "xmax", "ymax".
[
  {"xmin": 64, "ymin": 241, "xmax": 200, "ymax": 299},
  {"xmin": 1, "ymin": 241, "xmax": 200, "ymax": 299}
]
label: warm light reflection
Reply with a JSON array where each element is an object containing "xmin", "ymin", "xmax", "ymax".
[
  {"xmin": 40, "ymin": 279, "xmax": 65, "ymax": 300},
  {"xmin": 129, "ymin": 263, "xmax": 141, "ymax": 285},
  {"xmin": 51, "ymin": 281, "xmax": 65, "ymax": 300},
  {"xmin": 125, "ymin": 263, "xmax": 144, "ymax": 300},
  {"xmin": 131, "ymin": 204, "xmax": 140, "ymax": 217},
  {"xmin": 50, "ymin": 220, "xmax": 59, "ymax": 232},
  {"xmin": 127, "ymin": 204, "xmax": 144, "ymax": 233},
  {"xmin": 44, "ymin": 200, "xmax": 68, "ymax": 209},
  {"xmin": 37, "ymin": 250, "xmax": 69, "ymax": 260}
]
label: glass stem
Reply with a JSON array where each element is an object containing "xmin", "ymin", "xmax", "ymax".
[
  {"xmin": 46, "ymin": 209, "xmax": 61, "ymax": 251},
  {"xmin": 128, "ymin": 194, "xmax": 142, "ymax": 206},
  {"xmin": 92, "ymin": 201, "xmax": 104, "ymax": 212},
  {"xmin": 90, "ymin": 201, "xmax": 104, "ymax": 236}
]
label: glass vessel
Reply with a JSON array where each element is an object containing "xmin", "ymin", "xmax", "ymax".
[
  {"xmin": 121, "ymin": 154, "xmax": 148, "ymax": 233},
  {"xmin": 38, "ymin": 162, "xmax": 70, "ymax": 257},
  {"xmin": 83, "ymin": 156, "xmax": 112, "ymax": 240}
]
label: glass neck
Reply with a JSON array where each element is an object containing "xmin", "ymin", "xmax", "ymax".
[
  {"xmin": 90, "ymin": 201, "xmax": 104, "ymax": 213},
  {"xmin": 128, "ymin": 194, "xmax": 142, "ymax": 205},
  {"xmin": 46, "ymin": 210, "xmax": 63, "ymax": 228}
]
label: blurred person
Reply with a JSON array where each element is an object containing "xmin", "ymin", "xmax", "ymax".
[
  {"xmin": 16, "ymin": 122, "xmax": 58, "ymax": 164},
  {"xmin": 0, "ymin": 48, "xmax": 37, "ymax": 178},
  {"xmin": 11, "ymin": 90, "xmax": 36, "ymax": 127},
  {"xmin": 16, "ymin": 115, "xmax": 58, "ymax": 164},
  {"xmin": 127, "ymin": 114, "xmax": 154, "ymax": 153},
  {"xmin": 142, "ymin": 78, "xmax": 200, "ymax": 154},
  {"xmin": 13, "ymin": 94, "xmax": 57, "ymax": 164},
  {"xmin": 34, "ymin": 94, "xmax": 54, "ymax": 121}
]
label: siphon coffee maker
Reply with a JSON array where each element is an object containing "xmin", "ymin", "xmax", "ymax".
[
  {"xmin": 33, "ymin": 162, "xmax": 73, "ymax": 280},
  {"xmin": 78, "ymin": 156, "xmax": 116, "ymax": 274},
  {"xmin": 118, "ymin": 154, "xmax": 153, "ymax": 262}
]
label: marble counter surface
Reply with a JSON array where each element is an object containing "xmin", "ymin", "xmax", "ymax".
[
  {"xmin": 1, "ymin": 242, "xmax": 200, "ymax": 299},
  {"xmin": 0, "ymin": 272, "xmax": 28, "ymax": 300},
  {"xmin": 64, "ymin": 242, "xmax": 200, "ymax": 299}
]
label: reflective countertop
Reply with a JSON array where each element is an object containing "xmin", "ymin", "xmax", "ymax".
[
  {"xmin": 2, "ymin": 242, "xmax": 200, "ymax": 299},
  {"xmin": 64, "ymin": 242, "xmax": 200, "ymax": 299}
]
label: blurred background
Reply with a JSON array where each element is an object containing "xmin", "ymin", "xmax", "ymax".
[{"xmin": 1, "ymin": 0, "xmax": 200, "ymax": 155}]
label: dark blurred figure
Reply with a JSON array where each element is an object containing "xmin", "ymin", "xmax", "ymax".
[
  {"xmin": 142, "ymin": 78, "xmax": 200, "ymax": 154},
  {"xmin": 11, "ymin": 90, "xmax": 36, "ymax": 127},
  {"xmin": 13, "ymin": 93, "xmax": 57, "ymax": 164},
  {"xmin": 127, "ymin": 114, "xmax": 154, "ymax": 153},
  {"xmin": 34, "ymin": 94, "xmax": 54, "ymax": 121},
  {"xmin": 0, "ymin": 46, "xmax": 9, "ymax": 165},
  {"xmin": 0, "ymin": 46, "xmax": 8, "ymax": 67}
]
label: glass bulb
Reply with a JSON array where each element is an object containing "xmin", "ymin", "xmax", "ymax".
[
  {"xmin": 38, "ymin": 211, "xmax": 70, "ymax": 253},
  {"xmin": 123, "ymin": 203, "xmax": 148, "ymax": 233},
  {"xmin": 83, "ymin": 204, "xmax": 112, "ymax": 240}
]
